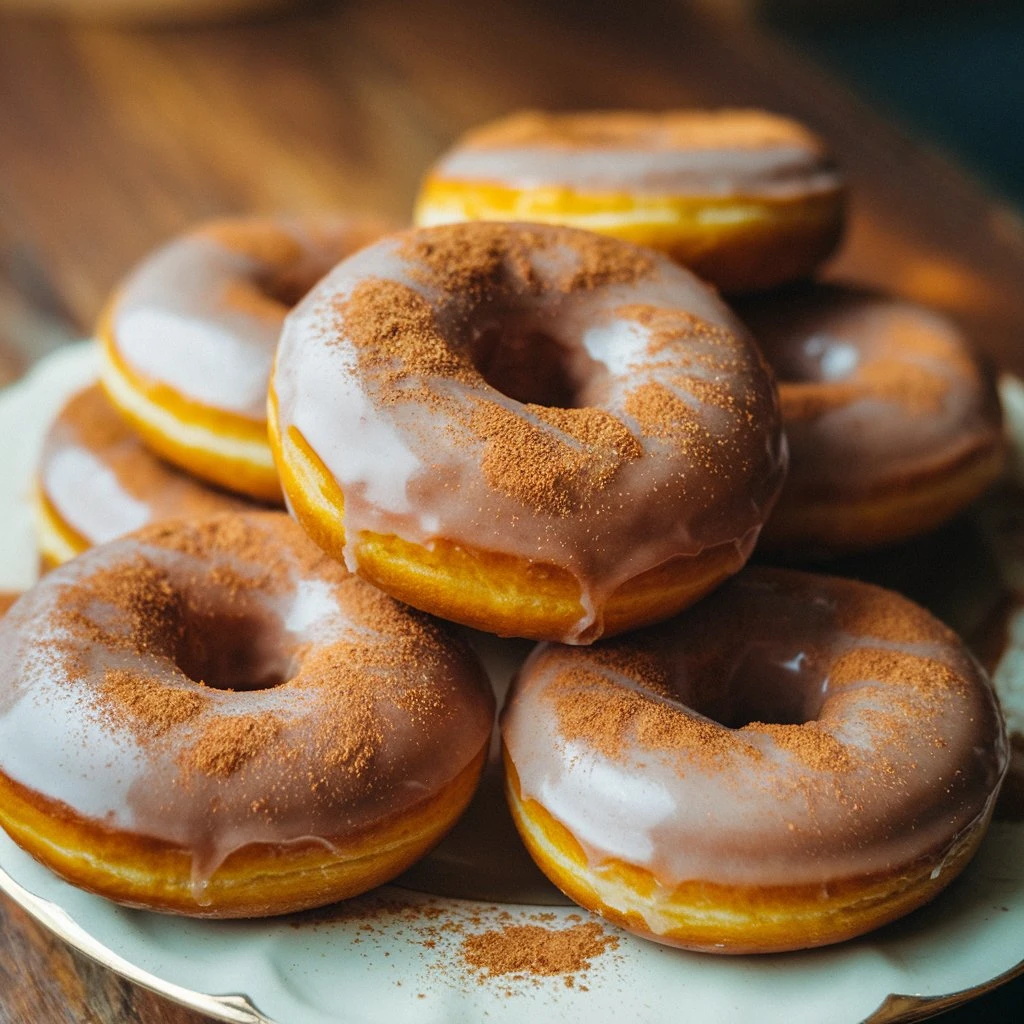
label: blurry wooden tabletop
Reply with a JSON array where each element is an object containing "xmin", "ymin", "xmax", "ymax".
[{"xmin": 1, "ymin": 0, "xmax": 1023, "ymax": 1021}]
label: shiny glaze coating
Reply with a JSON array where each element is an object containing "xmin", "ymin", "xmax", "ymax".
[
  {"xmin": 415, "ymin": 110, "xmax": 846, "ymax": 292},
  {"xmin": 99, "ymin": 215, "xmax": 391, "ymax": 500},
  {"xmin": 738, "ymin": 284, "xmax": 1004, "ymax": 553},
  {"xmin": 423, "ymin": 109, "xmax": 840, "ymax": 199},
  {"xmin": 270, "ymin": 222, "xmax": 787, "ymax": 643},
  {"xmin": 0, "ymin": 513, "xmax": 495, "ymax": 915},
  {"xmin": 37, "ymin": 384, "xmax": 260, "ymax": 566},
  {"xmin": 502, "ymin": 568, "xmax": 1007, "ymax": 949}
]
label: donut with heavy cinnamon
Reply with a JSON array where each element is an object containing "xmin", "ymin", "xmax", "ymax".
[
  {"xmin": 415, "ymin": 109, "xmax": 845, "ymax": 293},
  {"xmin": 100, "ymin": 215, "xmax": 391, "ymax": 502},
  {"xmin": 502, "ymin": 568, "xmax": 1008, "ymax": 953},
  {"xmin": 36, "ymin": 384, "xmax": 261, "ymax": 569},
  {"xmin": 0, "ymin": 513, "xmax": 494, "ymax": 917},
  {"xmin": 269, "ymin": 222, "xmax": 787, "ymax": 644},
  {"xmin": 737, "ymin": 284, "xmax": 1004, "ymax": 555}
]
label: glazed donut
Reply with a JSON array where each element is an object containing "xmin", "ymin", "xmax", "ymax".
[
  {"xmin": 736, "ymin": 283, "xmax": 1004, "ymax": 555},
  {"xmin": 415, "ymin": 109, "xmax": 845, "ymax": 293},
  {"xmin": 269, "ymin": 222, "xmax": 786, "ymax": 644},
  {"xmin": 99, "ymin": 215, "xmax": 391, "ymax": 502},
  {"xmin": 36, "ymin": 384, "xmax": 260, "ymax": 570},
  {"xmin": 502, "ymin": 567, "xmax": 1008, "ymax": 953},
  {"xmin": 0, "ymin": 513, "xmax": 494, "ymax": 917}
]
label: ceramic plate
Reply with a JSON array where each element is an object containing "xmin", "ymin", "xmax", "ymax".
[{"xmin": 1, "ymin": 344, "xmax": 1022, "ymax": 1024}]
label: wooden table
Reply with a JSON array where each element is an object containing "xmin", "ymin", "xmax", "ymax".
[{"xmin": 1, "ymin": 1, "xmax": 1023, "ymax": 1020}]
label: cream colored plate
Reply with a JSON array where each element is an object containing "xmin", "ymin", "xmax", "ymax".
[{"xmin": 0, "ymin": 344, "xmax": 1022, "ymax": 1024}]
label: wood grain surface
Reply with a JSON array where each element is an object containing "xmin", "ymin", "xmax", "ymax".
[{"xmin": 1, "ymin": 1, "xmax": 1023, "ymax": 1021}]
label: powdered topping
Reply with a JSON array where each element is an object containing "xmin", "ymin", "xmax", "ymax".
[
  {"xmin": 460, "ymin": 921, "xmax": 618, "ymax": 980},
  {"xmin": 292, "ymin": 893, "xmax": 621, "ymax": 994},
  {"xmin": 397, "ymin": 222, "xmax": 653, "ymax": 296},
  {"xmin": 471, "ymin": 400, "xmax": 641, "ymax": 516},
  {"xmin": 456, "ymin": 109, "xmax": 829, "ymax": 155},
  {"xmin": 741, "ymin": 721, "xmax": 852, "ymax": 773},
  {"xmin": 339, "ymin": 278, "xmax": 475, "ymax": 390},
  {"xmin": 183, "ymin": 714, "xmax": 282, "ymax": 777},
  {"xmin": 99, "ymin": 668, "xmax": 207, "ymax": 737},
  {"xmin": 547, "ymin": 662, "xmax": 759, "ymax": 767}
]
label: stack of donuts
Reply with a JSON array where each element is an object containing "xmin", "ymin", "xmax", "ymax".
[{"xmin": 0, "ymin": 109, "xmax": 1011, "ymax": 953}]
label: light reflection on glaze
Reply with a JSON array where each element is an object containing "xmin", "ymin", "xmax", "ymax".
[
  {"xmin": 502, "ymin": 568, "xmax": 1008, "ymax": 888},
  {"xmin": 736, "ymin": 283, "xmax": 1003, "ymax": 498},
  {"xmin": 107, "ymin": 217, "xmax": 391, "ymax": 420},
  {"xmin": 39, "ymin": 385, "xmax": 256, "ymax": 548}
]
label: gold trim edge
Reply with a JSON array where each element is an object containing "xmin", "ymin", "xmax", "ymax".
[
  {"xmin": 0, "ymin": 860, "xmax": 279, "ymax": 1024},
  {"xmin": 861, "ymin": 957, "xmax": 1024, "ymax": 1024}
]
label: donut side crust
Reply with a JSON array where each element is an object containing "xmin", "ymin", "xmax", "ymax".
[
  {"xmin": 504, "ymin": 753, "xmax": 991, "ymax": 954},
  {"xmin": 270, "ymin": 398, "xmax": 751, "ymax": 643},
  {"xmin": 0, "ymin": 746, "xmax": 486, "ymax": 919}
]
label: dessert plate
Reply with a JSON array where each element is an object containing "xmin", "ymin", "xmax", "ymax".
[{"xmin": 1, "ymin": 344, "xmax": 1022, "ymax": 1024}]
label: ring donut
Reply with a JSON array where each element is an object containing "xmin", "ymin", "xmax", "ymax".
[
  {"xmin": 415, "ymin": 109, "xmax": 845, "ymax": 293},
  {"xmin": 36, "ymin": 384, "xmax": 259, "ymax": 569},
  {"xmin": 269, "ymin": 222, "xmax": 787, "ymax": 644},
  {"xmin": 737, "ymin": 283, "xmax": 1004, "ymax": 555},
  {"xmin": 100, "ymin": 215, "xmax": 391, "ymax": 502},
  {"xmin": 0, "ymin": 513, "xmax": 494, "ymax": 917},
  {"xmin": 502, "ymin": 567, "xmax": 1008, "ymax": 952}
]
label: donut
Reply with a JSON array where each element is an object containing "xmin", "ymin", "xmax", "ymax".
[
  {"xmin": 502, "ymin": 567, "xmax": 1008, "ymax": 953},
  {"xmin": 269, "ymin": 222, "xmax": 787, "ymax": 644},
  {"xmin": 0, "ymin": 513, "xmax": 494, "ymax": 917},
  {"xmin": 414, "ymin": 109, "xmax": 845, "ymax": 293},
  {"xmin": 36, "ymin": 384, "xmax": 261, "ymax": 570},
  {"xmin": 736, "ymin": 284, "xmax": 1005, "ymax": 555},
  {"xmin": 99, "ymin": 215, "xmax": 391, "ymax": 502}
]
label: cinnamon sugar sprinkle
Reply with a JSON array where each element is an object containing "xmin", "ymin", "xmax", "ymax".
[
  {"xmin": 44, "ymin": 514, "xmax": 470, "ymax": 795},
  {"xmin": 458, "ymin": 109, "xmax": 826, "ymax": 154},
  {"xmin": 293, "ymin": 893, "xmax": 621, "ymax": 993}
]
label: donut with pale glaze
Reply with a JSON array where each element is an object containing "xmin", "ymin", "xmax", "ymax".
[
  {"xmin": 99, "ymin": 215, "xmax": 391, "ymax": 502},
  {"xmin": 415, "ymin": 109, "xmax": 845, "ymax": 293},
  {"xmin": 36, "ymin": 384, "xmax": 262, "ymax": 569},
  {"xmin": 269, "ymin": 222, "xmax": 787, "ymax": 644},
  {"xmin": 736, "ymin": 283, "xmax": 1004, "ymax": 555},
  {"xmin": 0, "ymin": 513, "xmax": 494, "ymax": 917},
  {"xmin": 502, "ymin": 567, "xmax": 1008, "ymax": 952}
]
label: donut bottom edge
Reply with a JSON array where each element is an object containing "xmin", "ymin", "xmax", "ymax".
[
  {"xmin": 502, "ymin": 752, "xmax": 993, "ymax": 954},
  {"xmin": 0, "ymin": 745, "xmax": 487, "ymax": 919},
  {"xmin": 271, "ymin": 415, "xmax": 753, "ymax": 644},
  {"xmin": 761, "ymin": 443, "xmax": 1006, "ymax": 558}
]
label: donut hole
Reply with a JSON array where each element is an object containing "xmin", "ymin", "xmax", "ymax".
[
  {"xmin": 175, "ymin": 603, "xmax": 294, "ymax": 692},
  {"xmin": 697, "ymin": 647, "xmax": 827, "ymax": 729},
  {"xmin": 468, "ymin": 317, "xmax": 604, "ymax": 409}
]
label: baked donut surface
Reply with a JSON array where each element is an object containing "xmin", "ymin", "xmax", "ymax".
[
  {"xmin": 502, "ymin": 567, "xmax": 1008, "ymax": 952},
  {"xmin": 738, "ymin": 284, "xmax": 1004, "ymax": 555},
  {"xmin": 0, "ymin": 513, "xmax": 494, "ymax": 917},
  {"xmin": 270, "ymin": 222, "xmax": 787, "ymax": 644},
  {"xmin": 415, "ymin": 109, "xmax": 845, "ymax": 292},
  {"xmin": 36, "ymin": 384, "xmax": 260, "ymax": 569},
  {"xmin": 100, "ymin": 215, "xmax": 390, "ymax": 502}
]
